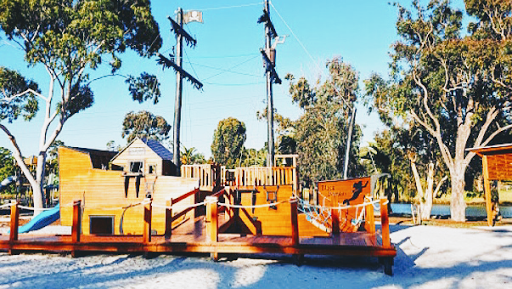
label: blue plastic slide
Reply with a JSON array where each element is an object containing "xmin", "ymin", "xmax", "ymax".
[
  {"xmin": 18, "ymin": 204, "xmax": 60, "ymax": 234},
  {"xmin": 0, "ymin": 176, "xmax": 17, "ymax": 192}
]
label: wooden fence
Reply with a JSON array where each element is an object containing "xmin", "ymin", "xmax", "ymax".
[{"xmin": 182, "ymin": 164, "xmax": 298, "ymax": 194}]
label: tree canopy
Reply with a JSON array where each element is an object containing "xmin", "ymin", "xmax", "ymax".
[
  {"xmin": 0, "ymin": 0, "xmax": 162, "ymax": 211},
  {"xmin": 365, "ymin": 0, "xmax": 512, "ymax": 221},
  {"xmin": 211, "ymin": 117, "xmax": 247, "ymax": 169},
  {"xmin": 122, "ymin": 111, "xmax": 171, "ymax": 143},
  {"xmin": 285, "ymin": 57, "xmax": 363, "ymax": 184}
]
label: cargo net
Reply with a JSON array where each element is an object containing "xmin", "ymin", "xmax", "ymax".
[{"xmin": 298, "ymin": 196, "xmax": 376, "ymax": 233}]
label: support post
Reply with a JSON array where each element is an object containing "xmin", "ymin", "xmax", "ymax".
[
  {"xmin": 9, "ymin": 201, "xmax": 19, "ymax": 255},
  {"xmin": 365, "ymin": 202, "xmax": 375, "ymax": 234},
  {"xmin": 143, "ymin": 198, "xmax": 152, "ymax": 244},
  {"xmin": 290, "ymin": 197, "xmax": 299, "ymax": 246},
  {"xmin": 9, "ymin": 201, "xmax": 19, "ymax": 242},
  {"xmin": 165, "ymin": 199, "xmax": 172, "ymax": 240},
  {"xmin": 331, "ymin": 208, "xmax": 339, "ymax": 235},
  {"xmin": 343, "ymin": 107, "xmax": 356, "ymax": 179},
  {"xmin": 482, "ymin": 155, "xmax": 494, "ymax": 226},
  {"xmin": 380, "ymin": 198, "xmax": 391, "ymax": 248},
  {"xmin": 173, "ymin": 8, "xmax": 184, "ymax": 176},
  {"xmin": 72, "ymin": 200, "xmax": 81, "ymax": 243},
  {"xmin": 205, "ymin": 196, "xmax": 218, "ymax": 261}
]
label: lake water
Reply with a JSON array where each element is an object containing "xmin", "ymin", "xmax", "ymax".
[{"xmin": 389, "ymin": 203, "xmax": 512, "ymax": 218}]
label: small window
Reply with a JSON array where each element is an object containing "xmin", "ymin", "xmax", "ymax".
[
  {"xmin": 148, "ymin": 164, "xmax": 156, "ymax": 175},
  {"xmin": 90, "ymin": 216, "xmax": 114, "ymax": 235},
  {"xmin": 129, "ymin": 161, "xmax": 144, "ymax": 174}
]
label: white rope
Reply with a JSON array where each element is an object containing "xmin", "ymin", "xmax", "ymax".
[
  {"xmin": 298, "ymin": 198, "xmax": 381, "ymax": 211},
  {"xmin": 18, "ymin": 206, "xmax": 54, "ymax": 211},
  {"xmin": 0, "ymin": 203, "xmax": 13, "ymax": 209},
  {"xmin": 151, "ymin": 201, "xmax": 207, "ymax": 210},
  {"xmin": 218, "ymin": 200, "xmax": 284, "ymax": 209}
]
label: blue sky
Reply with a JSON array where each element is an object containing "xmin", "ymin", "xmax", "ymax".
[{"xmin": 0, "ymin": 0, "xmax": 465, "ymax": 158}]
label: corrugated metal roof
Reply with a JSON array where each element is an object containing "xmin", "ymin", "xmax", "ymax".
[{"xmin": 143, "ymin": 138, "xmax": 173, "ymax": 160}]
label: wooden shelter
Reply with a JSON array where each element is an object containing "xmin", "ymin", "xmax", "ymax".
[
  {"xmin": 59, "ymin": 141, "xmax": 197, "ymax": 235},
  {"xmin": 468, "ymin": 143, "xmax": 512, "ymax": 226}
]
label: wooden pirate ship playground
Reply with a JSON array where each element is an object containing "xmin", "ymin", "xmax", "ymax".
[{"xmin": 0, "ymin": 139, "xmax": 396, "ymax": 275}]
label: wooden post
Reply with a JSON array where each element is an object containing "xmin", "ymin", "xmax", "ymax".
[
  {"xmin": 9, "ymin": 201, "xmax": 19, "ymax": 242},
  {"xmin": 205, "ymin": 196, "xmax": 218, "ymax": 261},
  {"xmin": 482, "ymin": 155, "xmax": 494, "ymax": 227},
  {"xmin": 290, "ymin": 197, "xmax": 299, "ymax": 246},
  {"xmin": 366, "ymin": 202, "xmax": 375, "ymax": 234},
  {"xmin": 165, "ymin": 199, "xmax": 172, "ymax": 240},
  {"xmin": 206, "ymin": 196, "xmax": 218, "ymax": 243},
  {"xmin": 72, "ymin": 200, "xmax": 81, "ymax": 243},
  {"xmin": 331, "ymin": 208, "xmax": 340, "ymax": 235},
  {"xmin": 380, "ymin": 198, "xmax": 391, "ymax": 248},
  {"xmin": 9, "ymin": 201, "xmax": 19, "ymax": 256},
  {"xmin": 143, "ymin": 198, "xmax": 152, "ymax": 243}
]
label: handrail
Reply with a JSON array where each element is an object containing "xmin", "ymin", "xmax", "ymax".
[
  {"xmin": 211, "ymin": 188, "xmax": 226, "ymax": 198},
  {"xmin": 171, "ymin": 188, "xmax": 200, "ymax": 205}
]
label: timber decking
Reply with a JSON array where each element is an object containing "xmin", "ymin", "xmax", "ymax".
[{"xmin": 0, "ymin": 231, "xmax": 395, "ymax": 257}]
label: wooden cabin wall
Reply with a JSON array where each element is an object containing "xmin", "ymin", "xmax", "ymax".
[
  {"xmin": 238, "ymin": 185, "xmax": 328, "ymax": 237},
  {"xmin": 59, "ymin": 147, "xmax": 198, "ymax": 235},
  {"xmin": 111, "ymin": 139, "xmax": 166, "ymax": 176}
]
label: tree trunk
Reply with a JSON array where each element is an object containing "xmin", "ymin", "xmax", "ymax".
[
  {"xmin": 450, "ymin": 171, "xmax": 466, "ymax": 222},
  {"xmin": 420, "ymin": 162, "xmax": 435, "ymax": 220},
  {"xmin": 33, "ymin": 152, "xmax": 46, "ymax": 215}
]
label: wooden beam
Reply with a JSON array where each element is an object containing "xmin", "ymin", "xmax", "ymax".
[
  {"xmin": 205, "ymin": 196, "xmax": 218, "ymax": 243},
  {"xmin": 72, "ymin": 200, "xmax": 81, "ymax": 243},
  {"xmin": 165, "ymin": 199, "xmax": 172, "ymax": 240},
  {"xmin": 205, "ymin": 196, "xmax": 218, "ymax": 261},
  {"xmin": 9, "ymin": 202, "xmax": 19, "ymax": 242},
  {"xmin": 380, "ymin": 198, "xmax": 391, "ymax": 248},
  {"xmin": 366, "ymin": 202, "xmax": 375, "ymax": 234},
  {"xmin": 483, "ymin": 155, "xmax": 494, "ymax": 227},
  {"xmin": 331, "ymin": 208, "xmax": 340, "ymax": 235},
  {"xmin": 290, "ymin": 197, "xmax": 299, "ymax": 246},
  {"xmin": 143, "ymin": 198, "xmax": 152, "ymax": 244}
]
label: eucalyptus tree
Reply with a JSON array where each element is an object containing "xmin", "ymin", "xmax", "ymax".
[
  {"xmin": 211, "ymin": 117, "xmax": 247, "ymax": 169},
  {"xmin": 366, "ymin": 0, "xmax": 512, "ymax": 221},
  {"xmin": 0, "ymin": 0, "xmax": 162, "ymax": 213},
  {"xmin": 122, "ymin": 111, "xmax": 170, "ymax": 143},
  {"xmin": 286, "ymin": 57, "xmax": 363, "ymax": 184}
]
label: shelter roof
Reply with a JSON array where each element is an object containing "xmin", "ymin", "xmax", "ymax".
[
  {"xmin": 468, "ymin": 143, "xmax": 512, "ymax": 181},
  {"xmin": 110, "ymin": 137, "xmax": 173, "ymax": 162},
  {"xmin": 467, "ymin": 143, "xmax": 512, "ymax": 157}
]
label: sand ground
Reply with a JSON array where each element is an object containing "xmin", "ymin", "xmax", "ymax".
[{"xmin": 0, "ymin": 224, "xmax": 510, "ymax": 288}]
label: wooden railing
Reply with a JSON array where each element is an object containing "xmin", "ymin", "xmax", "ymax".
[
  {"xmin": 181, "ymin": 164, "xmax": 219, "ymax": 191},
  {"xmin": 234, "ymin": 166, "xmax": 298, "ymax": 196},
  {"xmin": 235, "ymin": 167, "xmax": 297, "ymax": 188}
]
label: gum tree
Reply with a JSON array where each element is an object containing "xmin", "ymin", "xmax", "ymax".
[
  {"xmin": 0, "ymin": 0, "xmax": 162, "ymax": 213},
  {"xmin": 367, "ymin": 0, "xmax": 512, "ymax": 221}
]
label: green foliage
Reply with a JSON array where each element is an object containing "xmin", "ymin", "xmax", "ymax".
[
  {"xmin": 181, "ymin": 146, "xmax": 206, "ymax": 165},
  {"xmin": 126, "ymin": 72, "xmax": 161, "ymax": 104},
  {"xmin": 286, "ymin": 57, "xmax": 364, "ymax": 184},
  {"xmin": 0, "ymin": 147, "xmax": 16, "ymax": 194},
  {"xmin": 122, "ymin": 111, "xmax": 171, "ymax": 143},
  {"xmin": 240, "ymin": 147, "xmax": 266, "ymax": 167},
  {"xmin": 211, "ymin": 117, "xmax": 247, "ymax": 169},
  {"xmin": 0, "ymin": 67, "xmax": 39, "ymax": 123}
]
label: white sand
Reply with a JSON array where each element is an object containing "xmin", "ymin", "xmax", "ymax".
[{"xmin": 0, "ymin": 225, "xmax": 511, "ymax": 289}]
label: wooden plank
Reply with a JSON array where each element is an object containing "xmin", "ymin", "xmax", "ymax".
[
  {"xmin": 165, "ymin": 199, "xmax": 172, "ymax": 240},
  {"xmin": 143, "ymin": 199, "xmax": 152, "ymax": 243},
  {"xmin": 72, "ymin": 200, "xmax": 81, "ymax": 243},
  {"xmin": 483, "ymin": 155, "xmax": 494, "ymax": 227},
  {"xmin": 9, "ymin": 202, "xmax": 19, "ymax": 242},
  {"xmin": 290, "ymin": 197, "xmax": 299, "ymax": 246},
  {"xmin": 380, "ymin": 198, "xmax": 391, "ymax": 248}
]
